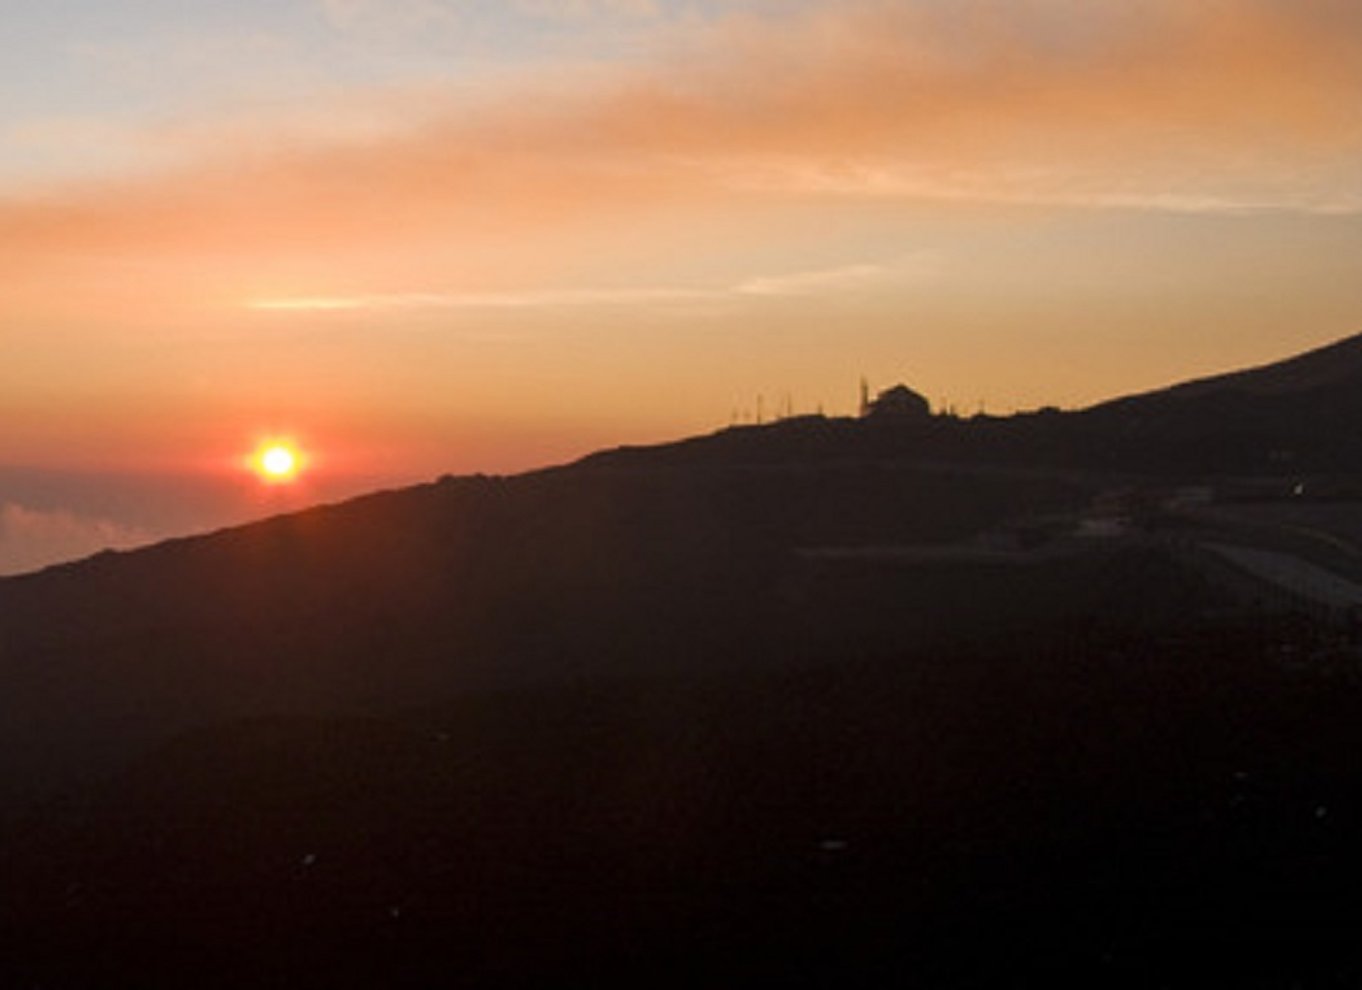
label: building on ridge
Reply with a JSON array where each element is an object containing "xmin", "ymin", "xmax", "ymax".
[{"xmin": 864, "ymin": 384, "xmax": 932, "ymax": 420}]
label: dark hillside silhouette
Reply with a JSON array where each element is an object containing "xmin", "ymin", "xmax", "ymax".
[
  {"xmin": 0, "ymin": 463, "xmax": 1092, "ymax": 807},
  {"xmin": 3, "ymin": 333, "xmax": 1362, "ymax": 985}
]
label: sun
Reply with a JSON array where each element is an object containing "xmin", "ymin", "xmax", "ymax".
[
  {"xmin": 262, "ymin": 445, "xmax": 295, "ymax": 477},
  {"xmin": 252, "ymin": 440, "xmax": 304, "ymax": 483}
]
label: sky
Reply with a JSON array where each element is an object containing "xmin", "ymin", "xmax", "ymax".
[{"xmin": 3, "ymin": 0, "xmax": 1362, "ymax": 572}]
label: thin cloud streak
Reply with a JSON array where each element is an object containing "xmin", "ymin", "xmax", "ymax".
[
  {"xmin": 248, "ymin": 255, "xmax": 936, "ymax": 312},
  {"xmin": 735, "ymin": 257, "xmax": 935, "ymax": 297},
  {"xmin": 737, "ymin": 163, "xmax": 1362, "ymax": 217},
  {"xmin": 250, "ymin": 287, "xmax": 714, "ymax": 312}
]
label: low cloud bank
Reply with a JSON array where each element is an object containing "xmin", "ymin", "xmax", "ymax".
[{"xmin": 0, "ymin": 502, "xmax": 152, "ymax": 576}]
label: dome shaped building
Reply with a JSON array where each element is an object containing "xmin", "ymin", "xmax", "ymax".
[{"xmin": 864, "ymin": 384, "xmax": 932, "ymax": 420}]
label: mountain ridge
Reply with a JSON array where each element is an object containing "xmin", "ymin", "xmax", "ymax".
[
  {"xmin": 1, "ymin": 331, "xmax": 1357, "ymax": 806},
  {"xmin": 3, "ymin": 332, "xmax": 1362, "ymax": 985},
  {"xmin": 5, "ymin": 330, "xmax": 1359, "ymax": 590}
]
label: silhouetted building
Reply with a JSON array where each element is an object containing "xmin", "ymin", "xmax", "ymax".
[{"xmin": 865, "ymin": 384, "xmax": 932, "ymax": 420}]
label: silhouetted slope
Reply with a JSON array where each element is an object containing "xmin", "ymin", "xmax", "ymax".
[
  {"xmin": 5, "ymin": 332, "xmax": 1362, "ymax": 805},
  {"xmin": 1066, "ymin": 332, "xmax": 1362, "ymax": 472},
  {"xmin": 0, "ymin": 462, "xmax": 1092, "ymax": 808},
  {"xmin": 1107, "ymin": 331, "xmax": 1362, "ymax": 402},
  {"xmin": 2, "ymin": 333, "xmax": 1362, "ymax": 985}
]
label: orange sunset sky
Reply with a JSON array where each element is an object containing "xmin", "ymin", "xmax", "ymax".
[{"xmin": 3, "ymin": 0, "xmax": 1362, "ymax": 570}]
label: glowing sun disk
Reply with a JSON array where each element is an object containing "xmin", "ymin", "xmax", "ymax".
[
  {"xmin": 264, "ymin": 446, "xmax": 295, "ymax": 474},
  {"xmin": 253, "ymin": 441, "xmax": 303, "ymax": 483}
]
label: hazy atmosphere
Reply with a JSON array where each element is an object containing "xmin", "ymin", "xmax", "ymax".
[
  {"xmin": 9, "ymin": 6, "xmax": 1362, "ymax": 985},
  {"xmin": 5, "ymin": 0, "xmax": 1362, "ymax": 570}
]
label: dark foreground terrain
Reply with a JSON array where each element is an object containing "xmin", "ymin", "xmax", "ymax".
[
  {"xmin": 4, "ymin": 334, "xmax": 1362, "ymax": 986},
  {"xmin": 5, "ymin": 605, "xmax": 1362, "ymax": 987}
]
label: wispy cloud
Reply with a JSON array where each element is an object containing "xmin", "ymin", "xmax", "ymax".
[
  {"xmin": 738, "ymin": 162, "xmax": 1362, "ymax": 216},
  {"xmin": 735, "ymin": 257, "xmax": 933, "ymax": 297},
  {"xmin": 4, "ymin": 0, "xmax": 1362, "ymax": 320},
  {"xmin": 0, "ymin": 502, "xmax": 150, "ymax": 576},
  {"xmin": 251, "ymin": 287, "xmax": 710, "ymax": 312},
  {"xmin": 248, "ymin": 255, "xmax": 936, "ymax": 312}
]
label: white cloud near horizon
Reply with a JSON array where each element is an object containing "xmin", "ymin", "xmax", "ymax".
[{"xmin": 0, "ymin": 502, "xmax": 151, "ymax": 577}]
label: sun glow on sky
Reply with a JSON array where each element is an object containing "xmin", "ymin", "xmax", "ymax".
[{"xmin": 2, "ymin": 0, "xmax": 1362, "ymax": 529}]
